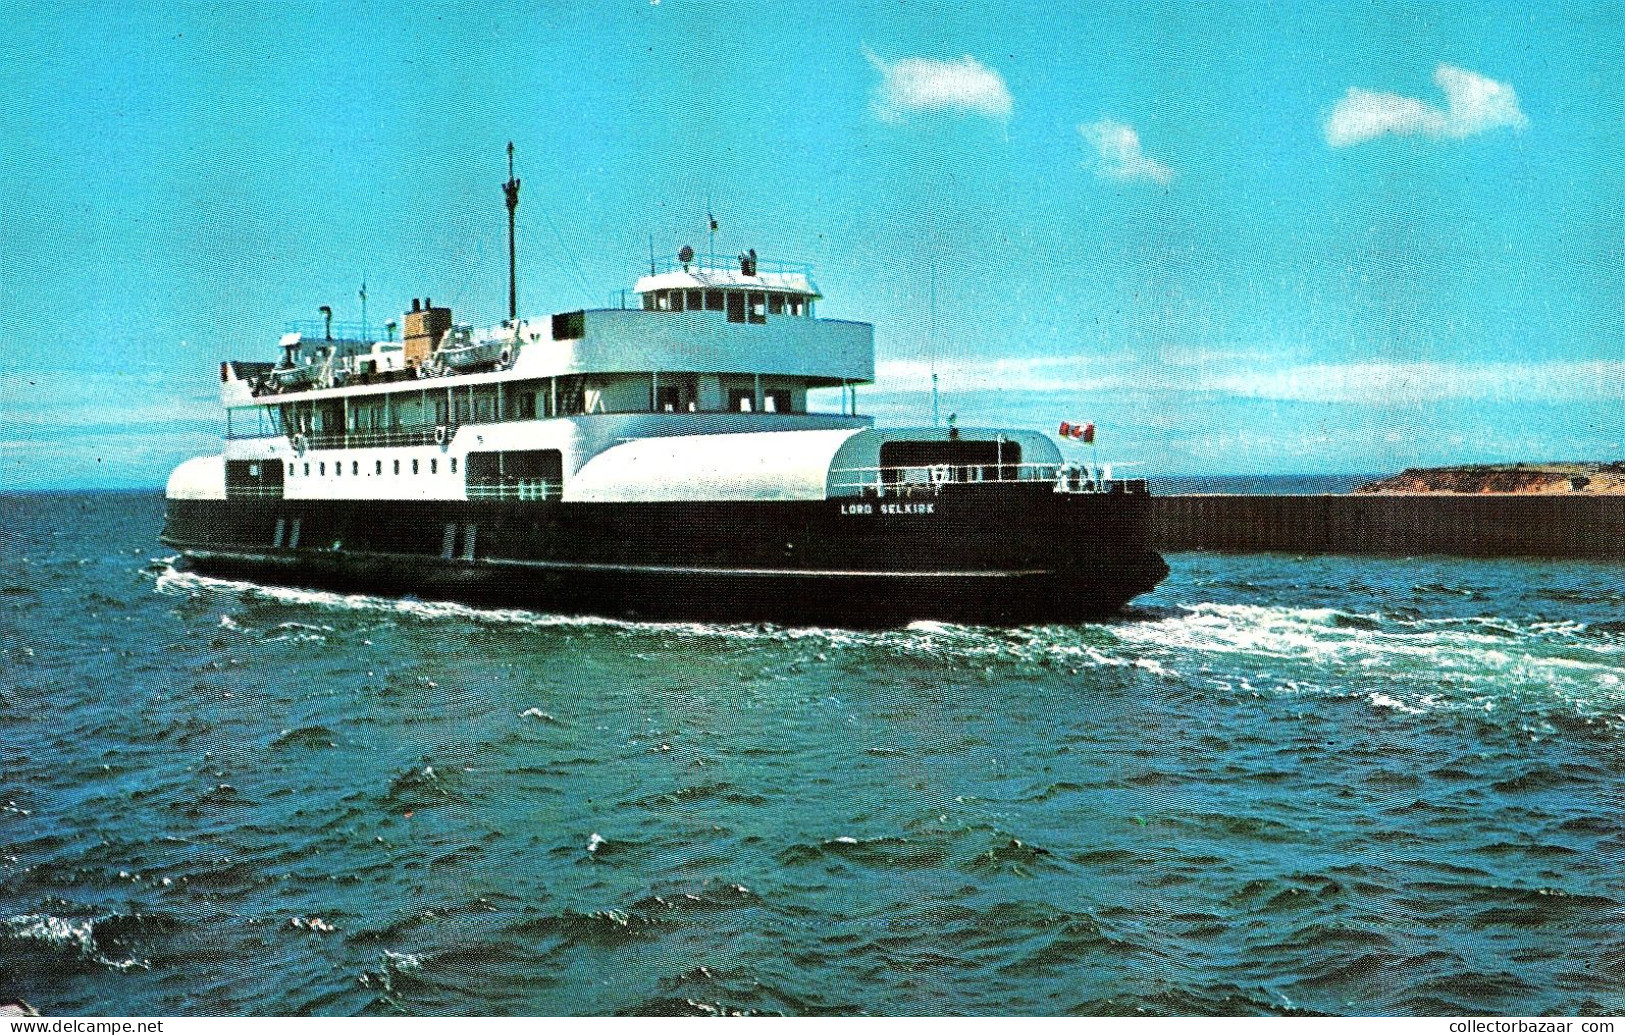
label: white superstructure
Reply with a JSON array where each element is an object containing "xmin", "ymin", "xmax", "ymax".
[{"xmin": 203, "ymin": 251, "xmax": 891, "ymax": 503}]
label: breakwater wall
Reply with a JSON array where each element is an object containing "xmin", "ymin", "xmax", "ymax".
[{"xmin": 1152, "ymin": 494, "xmax": 1625, "ymax": 561}]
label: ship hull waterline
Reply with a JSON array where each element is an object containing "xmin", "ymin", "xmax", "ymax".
[{"xmin": 162, "ymin": 486, "xmax": 1169, "ymax": 626}]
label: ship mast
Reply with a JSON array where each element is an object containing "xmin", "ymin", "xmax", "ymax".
[{"xmin": 503, "ymin": 142, "xmax": 521, "ymax": 325}]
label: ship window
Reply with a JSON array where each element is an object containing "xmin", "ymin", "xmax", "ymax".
[
  {"xmin": 670, "ymin": 290, "xmax": 684, "ymax": 313},
  {"xmin": 748, "ymin": 292, "xmax": 766, "ymax": 324},
  {"xmin": 454, "ymin": 399, "xmax": 470, "ymax": 423},
  {"xmin": 413, "ymin": 459, "xmax": 419, "ymax": 475},
  {"xmin": 376, "ymin": 460, "xmax": 382, "ymax": 475},
  {"xmin": 788, "ymin": 296, "xmax": 805, "ymax": 317},
  {"xmin": 687, "ymin": 289, "xmax": 703, "ymax": 310},
  {"xmin": 431, "ymin": 458, "xmax": 438, "ymax": 474},
  {"xmin": 320, "ymin": 462, "xmax": 326, "ymax": 476},
  {"xmin": 352, "ymin": 461, "xmax": 358, "ymax": 476},
  {"xmin": 450, "ymin": 457, "xmax": 458, "ymax": 474},
  {"xmin": 518, "ymin": 392, "xmax": 536, "ymax": 419},
  {"xmin": 726, "ymin": 292, "xmax": 746, "ymax": 323},
  {"xmin": 768, "ymin": 294, "xmax": 785, "ymax": 316},
  {"xmin": 476, "ymin": 397, "xmax": 493, "ymax": 421},
  {"xmin": 728, "ymin": 388, "xmax": 754, "ymax": 412},
  {"xmin": 764, "ymin": 388, "xmax": 791, "ymax": 413},
  {"xmin": 304, "ymin": 463, "xmax": 310, "ymax": 476},
  {"xmin": 706, "ymin": 290, "xmax": 724, "ymax": 312},
  {"xmin": 335, "ymin": 463, "xmax": 341, "ymax": 477},
  {"xmin": 394, "ymin": 459, "xmax": 401, "ymax": 475},
  {"xmin": 643, "ymin": 292, "xmax": 657, "ymax": 312},
  {"xmin": 656, "ymin": 385, "xmax": 682, "ymax": 412},
  {"xmin": 552, "ymin": 311, "xmax": 585, "ymax": 340},
  {"xmin": 288, "ymin": 463, "xmax": 295, "ymax": 476}
]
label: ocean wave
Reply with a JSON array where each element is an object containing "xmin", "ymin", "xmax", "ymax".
[
  {"xmin": 1101, "ymin": 602, "xmax": 1625, "ymax": 723},
  {"xmin": 0, "ymin": 912, "xmax": 172, "ymax": 973}
]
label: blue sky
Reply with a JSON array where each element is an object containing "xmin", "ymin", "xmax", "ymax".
[{"xmin": 2, "ymin": 0, "xmax": 1621, "ymax": 488}]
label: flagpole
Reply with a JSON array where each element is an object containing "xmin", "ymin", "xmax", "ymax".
[{"xmin": 706, "ymin": 196, "xmax": 716, "ymax": 264}]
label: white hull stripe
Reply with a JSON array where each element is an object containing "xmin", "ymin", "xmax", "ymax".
[{"xmin": 182, "ymin": 548, "xmax": 1052, "ymax": 579}]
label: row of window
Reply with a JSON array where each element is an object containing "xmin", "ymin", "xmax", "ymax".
[
  {"xmin": 642, "ymin": 289, "xmax": 807, "ymax": 322},
  {"xmin": 290, "ymin": 457, "xmax": 457, "ymax": 478}
]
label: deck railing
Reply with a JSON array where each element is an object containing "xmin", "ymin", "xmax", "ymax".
[
  {"xmin": 281, "ymin": 320, "xmax": 380, "ymax": 342},
  {"xmin": 224, "ymin": 484, "xmax": 286, "ymax": 499},
  {"xmin": 830, "ymin": 463, "xmax": 1141, "ymax": 497},
  {"xmin": 466, "ymin": 480, "xmax": 562, "ymax": 502}
]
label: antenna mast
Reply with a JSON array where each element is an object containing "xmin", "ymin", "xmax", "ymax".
[
  {"xmin": 929, "ymin": 261, "xmax": 941, "ymax": 427},
  {"xmin": 503, "ymin": 142, "xmax": 521, "ymax": 324}
]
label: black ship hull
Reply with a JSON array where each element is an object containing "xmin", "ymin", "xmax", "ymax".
[{"xmin": 161, "ymin": 483, "xmax": 1168, "ymax": 626}]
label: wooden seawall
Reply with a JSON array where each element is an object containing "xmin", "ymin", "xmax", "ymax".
[{"xmin": 1152, "ymin": 495, "xmax": 1625, "ymax": 561}]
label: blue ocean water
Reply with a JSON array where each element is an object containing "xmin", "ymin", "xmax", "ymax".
[{"xmin": 2, "ymin": 490, "xmax": 1623, "ymax": 1016}]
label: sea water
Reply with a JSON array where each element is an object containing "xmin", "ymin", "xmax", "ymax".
[{"xmin": 1, "ymin": 491, "xmax": 1622, "ymax": 1016}]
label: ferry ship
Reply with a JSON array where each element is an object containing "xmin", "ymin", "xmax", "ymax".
[{"xmin": 162, "ymin": 151, "xmax": 1167, "ymax": 625}]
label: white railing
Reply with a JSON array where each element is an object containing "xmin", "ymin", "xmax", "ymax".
[
  {"xmin": 466, "ymin": 480, "xmax": 561, "ymax": 502},
  {"xmin": 829, "ymin": 462, "xmax": 1133, "ymax": 496},
  {"xmin": 830, "ymin": 462, "xmax": 1059, "ymax": 495},
  {"xmin": 225, "ymin": 485, "xmax": 286, "ymax": 499}
]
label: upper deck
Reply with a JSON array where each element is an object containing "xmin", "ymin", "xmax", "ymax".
[{"xmin": 230, "ymin": 252, "xmax": 871, "ymax": 407}]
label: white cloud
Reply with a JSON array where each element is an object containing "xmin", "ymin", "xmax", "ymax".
[
  {"xmin": 1202, "ymin": 359, "xmax": 1620, "ymax": 405},
  {"xmin": 1325, "ymin": 64, "xmax": 1529, "ymax": 147},
  {"xmin": 1079, "ymin": 120, "xmax": 1174, "ymax": 185},
  {"xmin": 863, "ymin": 47, "xmax": 1013, "ymax": 122},
  {"xmin": 876, "ymin": 354, "xmax": 1623, "ymax": 406},
  {"xmin": 878, "ymin": 355, "xmax": 1127, "ymax": 394}
]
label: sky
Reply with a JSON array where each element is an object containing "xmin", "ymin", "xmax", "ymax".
[{"xmin": 2, "ymin": 0, "xmax": 1621, "ymax": 489}]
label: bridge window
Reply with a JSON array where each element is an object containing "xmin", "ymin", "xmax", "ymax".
[
  {"xmin": 687, "ymin": 289, "xmax": 702, "ymax": 310},
  {"xmin": 728, "ymin": 388, "xmax": 754, "ymax": 411},
  {"xmin": 670, "ymin": 290, "xmax": 684, "ymax": 312},
  {"xmin": 763, "ymin": 389, "xmax": 792, "ymax": 413},
  {"xmin": 726, "ymin": 292, "xmax": 746, "ymax": 323},
  {"xmin": 767, "ymin": 294, "xmax": 784, "ymax": 316},
  {"xmin": 748, "ymin": 292, "xmax": 766, "ymax": 324},
  {"xmin": 788, "ymin": 296, "xmax": 805, "ymax": 317},
  {"xmin": 642, "ymin": 291, "xmax": 657, "ymax": 312}
]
